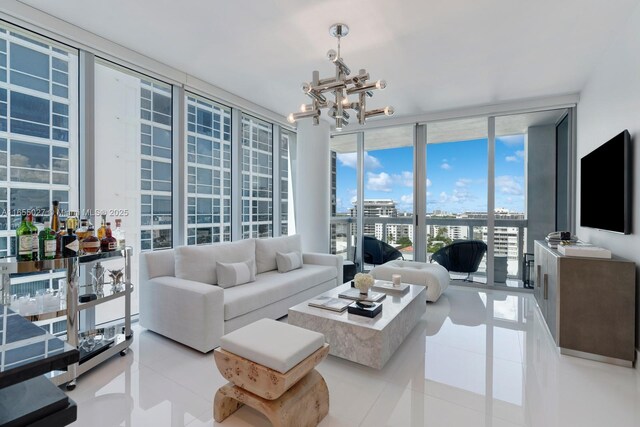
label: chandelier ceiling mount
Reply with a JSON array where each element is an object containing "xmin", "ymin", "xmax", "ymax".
[{"xmin": 287, "ymin": 23, "xmax": 394, "ymax": 131}]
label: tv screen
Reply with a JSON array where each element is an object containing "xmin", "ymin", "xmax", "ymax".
[{"xmin": 580, "ymin": 130, "xmax": 631, "ymax": 234}]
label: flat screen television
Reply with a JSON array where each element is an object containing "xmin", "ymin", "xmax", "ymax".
[{"xmin": 580, "ymin": 129, "xmax": 631, "ymax": 234}]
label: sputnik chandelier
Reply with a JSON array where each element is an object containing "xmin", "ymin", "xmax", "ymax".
[{"xmin": 287, "ymin": 23, "xmax": 394, "ymax": 131}]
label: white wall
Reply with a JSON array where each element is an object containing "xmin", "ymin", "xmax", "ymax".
[
  {"xmin": 295, "ymin": 120, "xmax": 331, "ymax": 253},
  {"xmin": 577, "ymin": 2, "xmax": 640, "ymax": 349}
]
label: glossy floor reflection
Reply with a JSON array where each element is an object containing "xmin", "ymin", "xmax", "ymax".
[{"xmin": 66, "ymin": 285, "xmax": 640, "ymax": 426}]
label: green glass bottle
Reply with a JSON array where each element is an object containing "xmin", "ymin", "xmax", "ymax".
[
  {"xmin": 16, "ymin": 213, "xmax": 32, "ymax": 261},
  {"xmin": 39, "ymin": 221, "xmax": 57, "ymax": 260},
  {"xmin": 27, "ymin": 212, "xmax": 38, "ymax": 261}
]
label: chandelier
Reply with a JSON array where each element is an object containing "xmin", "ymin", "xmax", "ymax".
[{"xmin": 287, "ymin": 23, "xmax": 394, "ymax": 131}]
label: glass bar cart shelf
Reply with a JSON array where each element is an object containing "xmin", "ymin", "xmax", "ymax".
[{"xmin": 0, "ymin": 247, "xmax": 134, "ymax": 390}]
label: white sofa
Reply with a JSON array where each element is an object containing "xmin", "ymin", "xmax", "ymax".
[{"xmin": 139, "ymin": 235, "xmax": 342, "ymax": 353}]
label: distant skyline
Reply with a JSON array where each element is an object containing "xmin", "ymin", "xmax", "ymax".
[{"xmin": 335, "ymin": 135, "xmax": 526, "ymax": 214}]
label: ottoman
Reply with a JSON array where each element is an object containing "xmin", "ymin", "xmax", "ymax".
[
  {"xmin": 370, "ymin": 260, "xmax": 450, "ymax": 302},
  {"xmin": 213, "ymin": 318, "xmax": 329, "ymax": 427}
]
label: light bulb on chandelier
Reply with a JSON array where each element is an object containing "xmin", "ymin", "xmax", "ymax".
[{"xmin": 287, "ymin": 23, "xmax": 394, "ymax": 130}]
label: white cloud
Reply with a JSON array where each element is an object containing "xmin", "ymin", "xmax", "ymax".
[
  {"xmin": 440, "ymin": 162, "xmax": 451, "ymax": 170},
  {"xmin": 426, "ymin": 178, "xmax": 432, "ymax": 187},
  {"xmin": 366, "ymin": 172, "xmax": 393, "ymax": 192},
  {"xmin": 495, "ymin": 175, "xmax": 523, "ymax": 196},
  {"xmin": 350, "ymin": 195, "xmax": 357, "ymax": 204},
  {"xmin": 498, "ymin": 135, "xmax": 525, "ymax": 146},
  {"xmin": 455, "ymin": 178, "xmax": 472, "ymax": 187},
  {"xmin": 337, "ymin": 152, "xmax": 382, "ymax": 170},
  {"xmin": 366, "ymin": 170, "xmax": 413, "ymax": 192},
  {"xmin": 505, "ymin": 156, "xmax": 518, "ymax": 162},
  {"xmin": 400, "ymin": 194, "xmax": 413, "ymax": 204},
  {"xmin": 516, "ymin": 150, "xmax": 525, "ymax": 158},
  {"xmin": 438, "ymin": 188, "xmax": 475, "ymax": 204}
]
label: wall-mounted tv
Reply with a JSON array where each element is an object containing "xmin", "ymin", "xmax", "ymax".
[{"xmin": 580, "ymin": 130, "xmax": 631, "ymax": 234}]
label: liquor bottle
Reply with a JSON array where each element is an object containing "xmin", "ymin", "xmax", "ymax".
[
  {"xmin": 76, "ymin": 219, "xmax": 89, "ymax": 253},
  {"xmin": 82, "ymin": 225, "xmax": 100, "ymax": 254},
  {"xmin": 100, "ymin": 222, "xmax": 117, "ymax": 252},
  {"xmin": 114, "ymin": 218, "xmax": 126, "ymax": 249},
  {"xmin": 66, "ymin": 211, "xmax": 79, "ymax": 231},
  {"xmin": 16, "ymin": 213, "xmax": 32, "ymax": 261},
  {"xmin": 56, "ymin": 220, "xmax": 66, "ymax": 258},
  {"xmin": 51, "ymin": 200, "xmax": 60, "ymax": 233},
  {"xmin": 62, "ymin": 227, "xmax": 79, "ymax": 257},
  {"xmin": 39, "ymin": 221, "xmax": 57, "ymax": 260},
  {"xmin": 97, "ymin": 214, "xmax": 107, "ymax": 240},
  {"xmin": 27, "ymin": 212, "xmax": 38, "ymax": 261}
]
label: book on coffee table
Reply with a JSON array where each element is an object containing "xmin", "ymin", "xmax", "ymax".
[
  {"xmin": 308, "ymin": 296, "xmax": 350, "ymax": 312},
  {"xmin": 338, "ymin": 288, "xmax": 386, "ymax": 303},
  {"xmin": 371, "ymin": 281, "xmax": 410, "ymax": 295}
]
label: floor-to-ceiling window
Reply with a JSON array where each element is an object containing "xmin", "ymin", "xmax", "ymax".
[
  {"xmin": 186, "ymin": 94, "xmax": 231, "ymax": 244},
  {"xmin": 363, "ymin": 125, "xmax": 414, "ymax": 263},
  {"xmin": 94, "ymin": 59, "xmax": 173, "ymax": 319},
  {"xmin": 426, "ymin": 118, "xmax": 489, "ymax": 275},
  {"xmin": 241, "ymin": 114, "xmax": 273, "ymax": 238},
  {"xmin": 0, "ymin": 22, "xmax": 78, "ymax": 332},
  {"xmin": 330, "ymin": 133, "xmax": 358, "ymax": 261},
  {"xmin": 279, "ymin": 128, "xmax": 296, "ymax": 236}
]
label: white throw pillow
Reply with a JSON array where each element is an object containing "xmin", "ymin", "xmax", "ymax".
[
  {"xmin": 174, "ymin": 239, "xmax": 256, "ymax": 285},
  {"xmin": 276, "ymin": 251, "xmax": 303, "ymax": 273},
  {"xmin": 217, "ymin": 260, "xmax": 256, "ymax": 289},
  {"xmin": 255, "ymin": 235, "xmax": 302, "ymax": 273}
]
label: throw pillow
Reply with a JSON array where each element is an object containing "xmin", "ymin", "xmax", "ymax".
[
  {"xmin": 217, "ymin": 259, "xmax": 256, "ymax": 289},
  {"xmin": 275, "ymin": 251, "xmax": 303, "ymax": 273}
]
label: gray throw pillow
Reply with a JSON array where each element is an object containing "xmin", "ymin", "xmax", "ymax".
[
  {"xmin": 275, "ymin": 251, "xmax": 303, "ymax": 273},
  {"xmin": 216, "ymin": 259, "xmax": 256, "ymax": 288}
]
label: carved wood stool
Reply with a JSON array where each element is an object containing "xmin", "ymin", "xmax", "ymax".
[{"xmin": 213, "ymin": 319, "xmax": 330, "ymax": 427}]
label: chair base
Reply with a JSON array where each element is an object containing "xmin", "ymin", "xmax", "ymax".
[{"xmin": 214, "ymin": 369, "xmax": 329, "ymax": 427}]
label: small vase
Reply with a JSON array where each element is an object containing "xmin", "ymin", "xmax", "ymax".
[{"xmin": 358, "ymin": 288, "xmax": 370, "ymax": 299}]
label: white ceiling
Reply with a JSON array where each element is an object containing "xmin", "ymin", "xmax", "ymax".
[{"xmin": 20, "ymin": 0, "xmax": 640, "ymax": 122}]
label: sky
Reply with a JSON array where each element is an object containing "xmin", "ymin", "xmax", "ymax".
[{"xmin": 335, "ymin": 135, "xmax": 525, "ymax": 214}]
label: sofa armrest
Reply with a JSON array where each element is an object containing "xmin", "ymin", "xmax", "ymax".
[
  {"xmin": 303, "ymin": 252, "xmax": 343, "ymax": 285},
  {"xmin": 139, "ymin": 276, "xmax": 224, "ymax": 353}
]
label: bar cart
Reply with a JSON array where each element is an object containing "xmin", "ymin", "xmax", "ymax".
[{"xmin": 0, "ymin": 247, "xmax": 134, "ymax": 390}]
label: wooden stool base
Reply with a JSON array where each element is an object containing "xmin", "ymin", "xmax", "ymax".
[{"xmin": 214, "ymin": 369, "xmax": 329, "ymax": 427}]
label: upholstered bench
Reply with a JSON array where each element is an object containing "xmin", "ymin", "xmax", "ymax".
[
  {"xmin": 213, "ymin": 319, "xmax": 330, "ymax": 427},
  {"xmin": 370, "ymin": 259, "xmax": 450, "ymax": 302}
]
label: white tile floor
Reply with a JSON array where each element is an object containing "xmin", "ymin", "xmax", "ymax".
[{"xmin": 66, "ymin": 285, "xmax": 640, "ymax": 426}]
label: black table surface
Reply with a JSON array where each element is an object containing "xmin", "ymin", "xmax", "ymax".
[{"xmin": 0, "ymin": 305, "xmax": 79, "ymax": 389}]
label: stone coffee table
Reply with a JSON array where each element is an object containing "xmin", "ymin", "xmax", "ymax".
[{"xmin": 288, "ymin": 283, "xmax": 426, "ymax": 369}]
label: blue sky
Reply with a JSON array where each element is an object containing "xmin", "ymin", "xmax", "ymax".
[{"xmin": 335, "ymin": 135, "xmax": 525, "ymax": 214}]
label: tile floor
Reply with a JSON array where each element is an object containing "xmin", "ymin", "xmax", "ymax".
[{"xmin": 66, "ymin": 285, "xmax": 640, "ymax": 426}]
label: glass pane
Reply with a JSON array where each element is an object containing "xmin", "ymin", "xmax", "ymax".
[
  {"xmin": 280, "ymin": 129, "xmax": 295, "ymax": 236},
  {"xmin": 95, "ymin": 59, "xmax": 173, "ymax": 320},
  {"xmin": 241, "ymin": 114, "xmax": 272, "ymax": 239},
  {"xmin": 330, "ymin": 132, "xmax": 357, "ymax": 264},
  {"xmin": 427, "ymin": 117, "xmax": 488, "ymax": 280},
  {"xmin": 363, "ymin": 125, "xmax": 414, "ymax": 265},
  {"xmin": 494, "ymin": 109, "xmax": 568, "ymax": 288},
  {"xmin": 185, "ymin": 94, "xmax": 231, "ymax": 245}
]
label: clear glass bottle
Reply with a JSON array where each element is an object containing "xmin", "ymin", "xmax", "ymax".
[
  {"xmin": 82, "ymin": 225, "xmax": 101, "ymax": 254},
  {"xmin": 100, "ymin": 222, "xmax": 117, "ymax": 252},
  {"xmin": 16, "ymin": 213, "xmax": 32, "ymax": 261},
  {"xmin": 97, "ymin": 214, "xmax": 107, "ymax": 240},
  {"xmin": 114, "ymin": 218, "xmax": 126, "ymax": 249},
  {"xmin": 66, "ymin": 211, "xmax": 79, "ymax": 231},
  {"xmin": 51, "ymin": 200, "xmax": 59, "ymax": 233},
  {"xmin": 62, "ymin": 227, "xmax": 79, "ymax": 258},
  {"xmin": 27, "ymin": 212, "xmax": 38, "ymax": 261},
  {"xmin": 55, "ymin": 220, "xmax": 66, "ymax": 258},
  {"xmin": 39, "ymin": 220, "xmax": 57, "ymax": 260}
]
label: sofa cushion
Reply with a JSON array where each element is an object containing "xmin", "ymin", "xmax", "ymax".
[
  {"xmin": 217, "ymin": 260, "xmax": 256, "ymax": 289},
  {"xmin": 220, "ymin": 319, "xmax": 325, "ymax": 374},
  {"xmin": 223, "ymin": 264, "xmax": 336, "ymax": 320},
  {"xmin": 255, "ymin": 235, "xmax": 302, "ymax": 274},
  {"xmin": 175, "ymin": 239, "xmax": 256, "ymax": 285},
  {"xmin": 276, "ymin": 251, "xmax": 302, "ymax": 273}
]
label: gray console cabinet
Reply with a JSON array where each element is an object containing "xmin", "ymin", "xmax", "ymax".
[{"xmin": 534, "ymin": 240, "xmax": 636, "ymax": 366}]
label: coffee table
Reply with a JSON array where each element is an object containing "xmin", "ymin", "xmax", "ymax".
[{"xmin": 288, "ymin": 283, "xmax": 426, "ymax": 369}]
